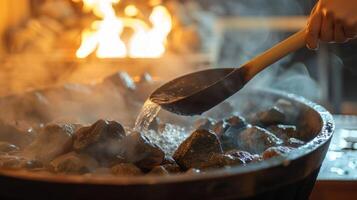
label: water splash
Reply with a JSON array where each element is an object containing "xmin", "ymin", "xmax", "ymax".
[{"xmin": 134, "ymin": 99, "xmax": 161, "ymax": 132}]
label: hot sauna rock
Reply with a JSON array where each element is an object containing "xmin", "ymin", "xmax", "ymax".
[
  {"xmin": 267, "ymin": 124, "xmax": 305, "ymax": 147},
  {"xmin": 0, "ymin": 67, "xmax": 310, "ymax": 176},
  {"xmin": 148, "ymin": 166, "xmax": 170, "ymax": 175},
  {"xmin": 0, "ymin": 154, "xmax": 42, "ymax": 169},
  {"xmin": 0, "ymin": 120, "xmax": 34, "ymax": 148},
  {"xmin": 111, "ymin": 163, "xmax": 143, "ymax": 176},
  {"xmin": 121, "ymin": 131, "xmax": 165, "ymax": 170},
  {"xmin": 73, "ymin": 120, "xmax": 126, "ymax": 165},
  {"xmin": 173, "ymin": 129, "xmax": 223, "ymax": 170},
  {"xmin": 22, "ymin": 123, "xmax": 77, "ymax": 164},
  {"xmin": 0, "ymin": 141, "xmax": 20, "ymax": 153},
  {"xmin": 225, "ymin": 150, "xmax": 261, "ymax": 164},
  {"xmin": 251, "ymin": 106, "xmax": 286, "ymax": 127},
  {"xmin": 262, "ymin": 146, "xmax": 295, "ymax": 159},
  {"xmin": 236, "ymin": 126, "xmax": 283, "ymax": 154},
  {"xmin": 50, "ymin": 152, "xmax": 98, "ymax": 174}
]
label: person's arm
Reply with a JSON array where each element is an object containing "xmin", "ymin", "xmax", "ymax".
[{"xmin": 306, "ymin": 0, "xmax": 357, "ymax": 50}]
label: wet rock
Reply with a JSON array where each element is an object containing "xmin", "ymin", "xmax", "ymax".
[
  {"xmin": 73, "ymin": 120, "xmax": 125, "ymax": 163},
  {"xmin": 0, "ymin": 142, "xmax": 19, "ymax": 153},
  {"xmin": 0, "ymin": 120, "xmax": 34, "ymax": 148},
  {"xmin": 0, "ymin": 154, "xmax": 42, "ymax": 170},
  {"xmin": 212, "ymin": 121, "xmax": 229, "ymax": 137},
  {"xmin": 0, "ymin": 155, "xmax": 26, "ymax": 169},
  {"xmin": 237, "ymin": 126, "xmax": 283, "ymax": 154},
  {"xmin": 221, "ymin": 124, "xmax": 250, "ymax": 151},
  {"xmin": 225, "ymin": 150, "xmax": 261, "ymax": 164},
  {"xmin": 225, "ymin": 115, "xmax": 247, "ymax": 128},
  {"xmin": 111, "ymin": 163, "xmax": 142, "ymax": 176},
  {"xmin": 185, "ymin": 168, "xmax": 201, "ymax": 174},
  {"xmin": 162, "ymin": 164, "xmax": 182, "ymax": 173},
  {"xmin": 268, "ymin": 125, "xmax": 306, "ymax": 147},
  {"xmin": 122, "ymin": 131, "xmax": 165, "ymax": 170},
  {"xmin": 148, "ymin": 166, "xmax": 169, "ymax": 175},
  {"xmin": 262, "ymin": 146, "xmax": 294, "ymax": 159},
  {"xmin": 193, "ymin": 118, "xmax": 216, "ymax": 130},
  {"xmin": 267, "ymin": 124, "xmax": 298, "ymax": 141},
  {"xmin": 173, "ymin": 129, "xmax": 223, "ymax": 170},
  {"xmin": 162, "ymin": 156, "xmax": 176, "ymax": 165},
  {"xmin": 288, "ymin": 138, "xmax": 305, "ymax": 147},
  {"xmin": 50, "ymin": 152, "xmax": 98, "ymax": 174},
  {"xmin": 26, "ymin": 159, "xmax": 43, "ymax": 169},
  {"xmin": 23, "ymin": 123, "xmax": 76, "ymax": 163},
  {"xmin": 200, "ymin": 153, "xmax": 243, "ymax": 169},
  {"xmin": 252, "ymin": 106, "xmax": 286, "ymax": 127}
]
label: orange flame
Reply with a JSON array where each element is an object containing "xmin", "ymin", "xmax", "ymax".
[{"xmin": 75, "ymin": 0, "xmax": 172, "ymax": 58}]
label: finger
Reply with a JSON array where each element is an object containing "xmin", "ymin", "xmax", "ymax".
[
  {"xmin": 334, "ymin": 22, "xmax": 348, "ymax": 43},
  {"xmin": 306, "ymin": 9, "xmax": 322, "ymax": 50},
  {"xmin": 320, "ymin": 9, "xmax": 335, "ymax": 42}
]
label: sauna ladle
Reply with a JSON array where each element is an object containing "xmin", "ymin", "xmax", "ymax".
[{"xmin": 150, "ymin": 29, "xmax": 307, "ymax": 116}]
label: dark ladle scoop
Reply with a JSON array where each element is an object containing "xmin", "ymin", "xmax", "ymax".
[{"xmin": 150, "ymin": 29, "xmax": 307, "ymax": 115}]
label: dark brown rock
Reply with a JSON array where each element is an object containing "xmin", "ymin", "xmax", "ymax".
[
  {"xmin": 148, "ymin": 166, "xmax": 169, "ymax": 175},
  {"xmin": 225, "ymin": 115, "xmax": 247, "ymax": 128},
  {"xmin": 173, "ymin": 129, "xmax": 223, "ymax": 170},
  {"xmin": 73, "ymin": 120, "xmax": 125, "ymax": 164},
  {"xmin": 287, "ymin": 138, "xmax": 305, "ymax": 147},
  {"xmin": 185, "ymin": 168, "xmax": 201, "ymax": 174},
  {"xmin": 268, "ymin": 124, "xmax": 298, "ymax": 140},
  {"xmin": 50, "ymin": 152, "xmax": 98, "ymax": 174},
  {"xmin": 22, "ymin": 123, "xmax": 76, "ymax": 163},
  {"xmin": 212, "ymin": 121, "xmax": 229, "ymax": 137},
  {"xmin": 200, "ymin": 153, "xmax": 243, "ymax": 169},
  {"xmin": 0, "ymin": 142, "xmax": 19, "ymax": 153},
  {"xmin": 252, "ymin": 106, "xmax": 286, "ymax": 126},
  {"xmin": 221, "ymin": 124, "xmax": 250, "ymax": 151},
  {"xmin": 122, "ymin": 131, "xmax": 165, "ymax": 170},
  {"xmin": 0, "ymin": 154, "xmax": 42, "ymax": 170},
  {"xmin": 162, "ymin": 164, "xmax": 182, "ymax": 173},
  {"xmin": 225, "ymin": 150, "xmax": 261, "ymax": 164},
  {"xmin": 0, "ymin": 120, "xmax": 34, "ymax": 148},
  {"xmin": 162, "ymin": 156, "xmax": 176, "ymax": 165},
  {"xmin": 237, "ymin": 126, "xmax": 283, "ymax": 154},
  {"xmin": 111, "ymin": 163, "xmax": 142, "ymax": 176},
  {"xmin": 262, "ymin": 146, "xmax": 294, "ymax": 159},
  {"xmin": 268, "ymin": 125, "xmax": 306, "ymax": 147}
]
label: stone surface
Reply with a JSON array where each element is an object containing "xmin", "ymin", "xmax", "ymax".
[
  {"xmin": 237, "ymin": 126, "xmax": 283, "ymax": 154},
  {"xmin": 122, "ymin": 131, "xmax": 165, "ymax": 170},
  {"xmin": 173, "ymin": 129, "xmax": 223, "ymax": 170},
  {"xmin": 262, "ymin": 146, "xmax": 294, "ymax": 159},
  {"xmin": 22, "ymin": 123, "xmax": 76, "ymax": 163},
  {"xmin": 50, "ymin": 152, "xmax": 98, "ymax": 174},
  {"xmin": 73, "ymin": 120, "xmax": 125, "ymax": 164},
  {"xmin": 111, "ymin": 163, "xmax": 142, "ymax": 176}
]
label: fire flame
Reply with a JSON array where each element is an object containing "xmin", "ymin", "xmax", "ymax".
[{"xmin": 75, "ymin": 0, "xmax": 172, "ymax": 58}]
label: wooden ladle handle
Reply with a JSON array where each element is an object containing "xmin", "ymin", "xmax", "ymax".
[{"xmin": 242, "ymin": 29, "xmax": 307, "ymax": 80}]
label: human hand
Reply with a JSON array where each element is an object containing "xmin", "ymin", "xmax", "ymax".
[{"xmin": 306, "ymin": 0, "xmax": 357, "ymax": 50}]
